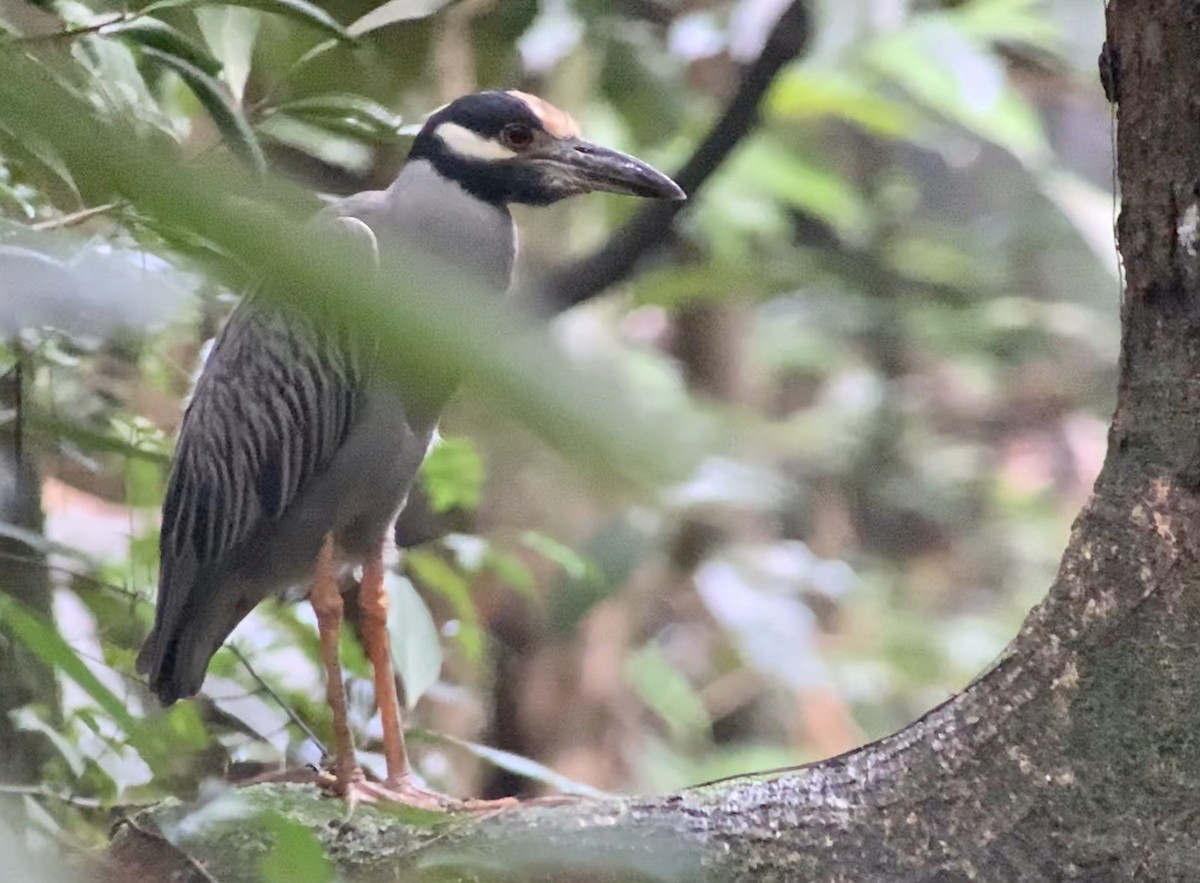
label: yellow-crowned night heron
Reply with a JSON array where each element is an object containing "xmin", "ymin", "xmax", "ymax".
[{"xmin": 137, "ymin": 91, "xmax": 684, "ymax": 809}]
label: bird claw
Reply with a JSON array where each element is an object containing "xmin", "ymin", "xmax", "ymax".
[{"xmin": 316, "ymin": 768, "xmax": 517, "ymax": 813}]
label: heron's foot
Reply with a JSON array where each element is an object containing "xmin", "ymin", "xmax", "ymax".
[
  {"xmin": 316, "ymin": 769, "xmax": 515, "ymax": 813},
  {"xmin": 377, "ymin": 775, "xmax": 518, "ymax": 813}
]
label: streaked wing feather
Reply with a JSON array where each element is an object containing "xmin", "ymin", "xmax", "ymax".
[{"xmin": 154, "ymin": 287, "xmax": 364, "ymax": 641}]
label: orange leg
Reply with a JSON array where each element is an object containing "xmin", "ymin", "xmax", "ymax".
[
  {"xmin": 311, "ymin": 534, "xmax": 357, "ymax": 795},
  {"xmin": 357, "ymin": 542, "xmax": 517, "ymax": 812},
  {"xmin": 359, "ymin": 543, "xmax": 412, "ymax": 784}
]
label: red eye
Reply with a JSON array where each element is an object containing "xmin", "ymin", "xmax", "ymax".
[{"xmin": 502, "ymin": 125, "xmax": 534, "ymax": 149}]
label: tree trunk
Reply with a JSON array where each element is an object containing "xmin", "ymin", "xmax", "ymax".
[
  {"xmin": 104, "ymin": 1, "xmax": 1200, "ymax": 879},
  {"xmin": 0, "ymin": 356, "xmax": 55, "ymax": 795}
]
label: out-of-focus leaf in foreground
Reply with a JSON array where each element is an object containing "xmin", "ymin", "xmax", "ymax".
[
  {"xmin": 0, "ymin": 595, "xmax": 157, "ymax": 762},
  {"xmin": 0, "ymin": 49, "xmax": 705, "ymax": 490},
  {"xmin": 142, "ymin": 0, "xmax": 352, "ymax": 43}
]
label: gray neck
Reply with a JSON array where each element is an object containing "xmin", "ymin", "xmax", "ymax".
[{"xmin": 379, "ymin": 159, "xmax": 517, "ymax": 293}]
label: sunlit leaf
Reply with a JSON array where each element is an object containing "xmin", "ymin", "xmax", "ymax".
[
  {"xmin": 417, "ymin": 436, "xmax": 484, "ymax": 513},
  {"xmin": 346, "ymin": 0, "xmax": 454, "ymax": 38},
  {"xmin": 384, "ymin": 571, "xmax": 442, "ymax": 709},
  {"xmin": 0, "ymin": 180, "xmax": 35, "ymax": 219},
  {"xmin": 140, "ymin": 47, "xmax": 266, "ymax": 173},
  {"xmin": 768, "ymin": 68, "xmax": 913, "ymax": 138},
  {"xmin": 867, "ymin": 19, "xmax": 1050, "ymax": 167},
  {"xmin": 103, "ymin": 18, "xmax": 224, "ymax": 77},
  {"xmin": 956, "ymin": 0, "xmax": 1061, "ymax": 51},
  {"xmin": 263, "ymin": 93, "xmax": 402, "ymax": 133},
  {"xmin": 196, "ymin": 6, "xmax": 261, "ymax": 101},
  {"xmin": 142, "ymin": 0, "xmax": 351, "ymax": 42}
]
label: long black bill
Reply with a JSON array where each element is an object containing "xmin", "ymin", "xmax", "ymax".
[{"xmin": 558, "ymin": 139, "xmax": 686, "ymax": 200}]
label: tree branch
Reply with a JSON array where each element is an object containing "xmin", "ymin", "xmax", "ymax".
[{"xmin": 539, "ymin": 0, "xmax": 812, "ymax": 314}]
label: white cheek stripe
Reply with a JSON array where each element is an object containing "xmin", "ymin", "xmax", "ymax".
[{"xmin": 434, "ymin": 122, "xmax": 517, "ymax": 161}]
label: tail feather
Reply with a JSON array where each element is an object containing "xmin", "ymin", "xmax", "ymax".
[{"xmin": 138, "ymin": 582, "xmax": 247, "ymax": 705}]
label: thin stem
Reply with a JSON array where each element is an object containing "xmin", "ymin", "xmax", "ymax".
[{"xmin": 9, "ymin": 15, "xmax": 127, "ymax": 45}]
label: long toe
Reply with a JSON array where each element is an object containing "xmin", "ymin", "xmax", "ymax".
[{"xmin": 379, "ymin": 776, "xmax": 518, "ymax": 813}]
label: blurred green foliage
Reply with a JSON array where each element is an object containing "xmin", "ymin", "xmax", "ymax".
[{"xmin": 0, "ymin": 0, "xmax": 1114, "ymax": 877}]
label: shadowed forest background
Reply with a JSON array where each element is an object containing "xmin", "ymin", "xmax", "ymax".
[{"xmin": 0, "ymin": 0, "xmax": 1115, "ymax": 878}]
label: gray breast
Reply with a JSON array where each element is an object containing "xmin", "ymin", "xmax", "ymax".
[
  {"xmin": 301, "ymin": 160, "xmax": 517, "ymax": 561},
  {"xmin": 232, "ymin": 163, "xmax": 518, "ymax": 586},
  {"xmin": 332, "ymin": 160, "xmax": 517, "ymax": 293}
]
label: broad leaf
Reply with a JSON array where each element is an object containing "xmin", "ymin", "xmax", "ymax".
[
  {"xmin": 404, "ymin": 549, "xmax": 481, "ymax": 663},
  {"xmin": 384, "ymin": 572, "xmax": 442, "ymax": 710},
  {"xmin": 103, "ymin": 18, "xmax": 223, "ymax": 77},
  {"xmin": 347, "ymin": 0, "xmax": 454, "ymax": 38},
  {"xmin": 140, "ymin": 47, "xmax": 266, "ymax": 173},
  {"xmin": 417, "ymin": 435, "xmax": 484, "ymax": 513},
  {"xmin": 262, "ymin": 93, "xmax": 403, "ymax": 142},
  {"xmin": 196, "ymin": 6, "xmax": 261, "ymax": 101},
  {"xmin": 142, "ymin": 0, "xmax": 351, "ymax": 42}
]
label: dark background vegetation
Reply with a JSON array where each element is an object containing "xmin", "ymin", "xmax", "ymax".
[{"xmin": 0, "ymin": 0, "xmax": 1115, "ymax": 878}]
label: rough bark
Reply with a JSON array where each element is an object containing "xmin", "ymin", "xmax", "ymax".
[
  {"xmin": 103, "ymin": 0, "xmax": 1200, "ymax": 879},
  {"xmin": 0, "ymin": 357, "xmax": 55, "ymax": 792}
]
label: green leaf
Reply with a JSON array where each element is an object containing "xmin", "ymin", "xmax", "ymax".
[
  {"xmin": 259, "ymin": 812, "xmax": 333, "ymax": 883},
  {"xmin": 265, "ymin": 93, "xmax": 401, "ymax": 130},
  {"xmin": 867, "ymin": 18, "xmax": 1049, "ymax": 167},
  {"xmin": 0, "ymin": 595, "xmax": 155, "ymax": 759},
  {"xmin": 142, "ymin": 0, "xmax": 351, "ymax": 42},
  {"xmin": 550, "ymin": 517, "xmax": 650, "ymax": 636},
  {"xmin": 520, "ymin": 531, "xmax": 594, "ymax": 581},
  {"xmin": 346, "ymin": 0, "xmax": 454, "ymax": 38},
  {"xmin": 29, "ymin": 411, "xmax": 171, "ymax": 465},
  {"xmin": 404, "ymin": 548, "xmax": 481, "ymax": 663},
  {"xmin": 768, "ymin": 68, "xmax": 913, "ymax": 138},
  {"xmin": 411, "ymin": 729, "xmax": 614, "ymax": 799},
  {"xmin": 140, "ymin": 46, "xmax": 265, "ymax": 173},
  {"xmin": 625, "ymin": 644, "xmax": 711, "ymax": 746},
  {"xmin": 103, "ymin": 18, "xmax": 223, "ymax": 77},
  {"xmin": 384, "ymin": 571, "xmax": 442, "ymax": 709},
  {"xmin": 262, "ymin": 93, "xmax": 403, "ymax": 142},
  {"xmin": 265, "ymin": 112, "xmax": 385, "ymax": 143},
  {"xmin": 196, "ymin": 6, "xmax": 261, "ymax": 102},
  {"xmin": 417, "ymin": 436, "xmax": 484, "ymax": 513},
  {"xmin": 955, "ymin": 0, "xmax": 1061, "ymax": 51},
  {"xmin": 262, "ymin": 95, "xmax": 402, "ymax": 144}
]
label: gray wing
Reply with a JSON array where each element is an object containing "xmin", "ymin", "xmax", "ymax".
[{"xmin": 140, "ymin": 207, "xmax": 380, "ymax": 697}]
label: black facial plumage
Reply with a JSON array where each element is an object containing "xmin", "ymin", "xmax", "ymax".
[
  {"xmin": 406, "ymin": 91, "xmax": 567, "ymax": 207},
  {"xmin": 405, "ymin": 90, "xmax": 685, "ymax": 207}
]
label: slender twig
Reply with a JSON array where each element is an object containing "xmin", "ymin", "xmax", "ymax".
[
  {"xmin": 9, "ymin": 15, "xmax": 127, "ymax": 44},
  {"xmin": 226, "ymin": 644, "xmax": 329, "ymax": 757},
  {"xmin": 30, "ymin": 202, "xmax": 120, "ymax": 231},
  {"xmin": 542, "ymin": 0, "xmax": 812, "ymax": 312},
  {"xmin": 0, "ymin": 549, "xmax": 328, "ymax": 756}
]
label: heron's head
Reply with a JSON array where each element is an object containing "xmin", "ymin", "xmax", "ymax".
[{"xmin": 407, "ymin": 90, "xmax": 685, "ymax": 207}]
